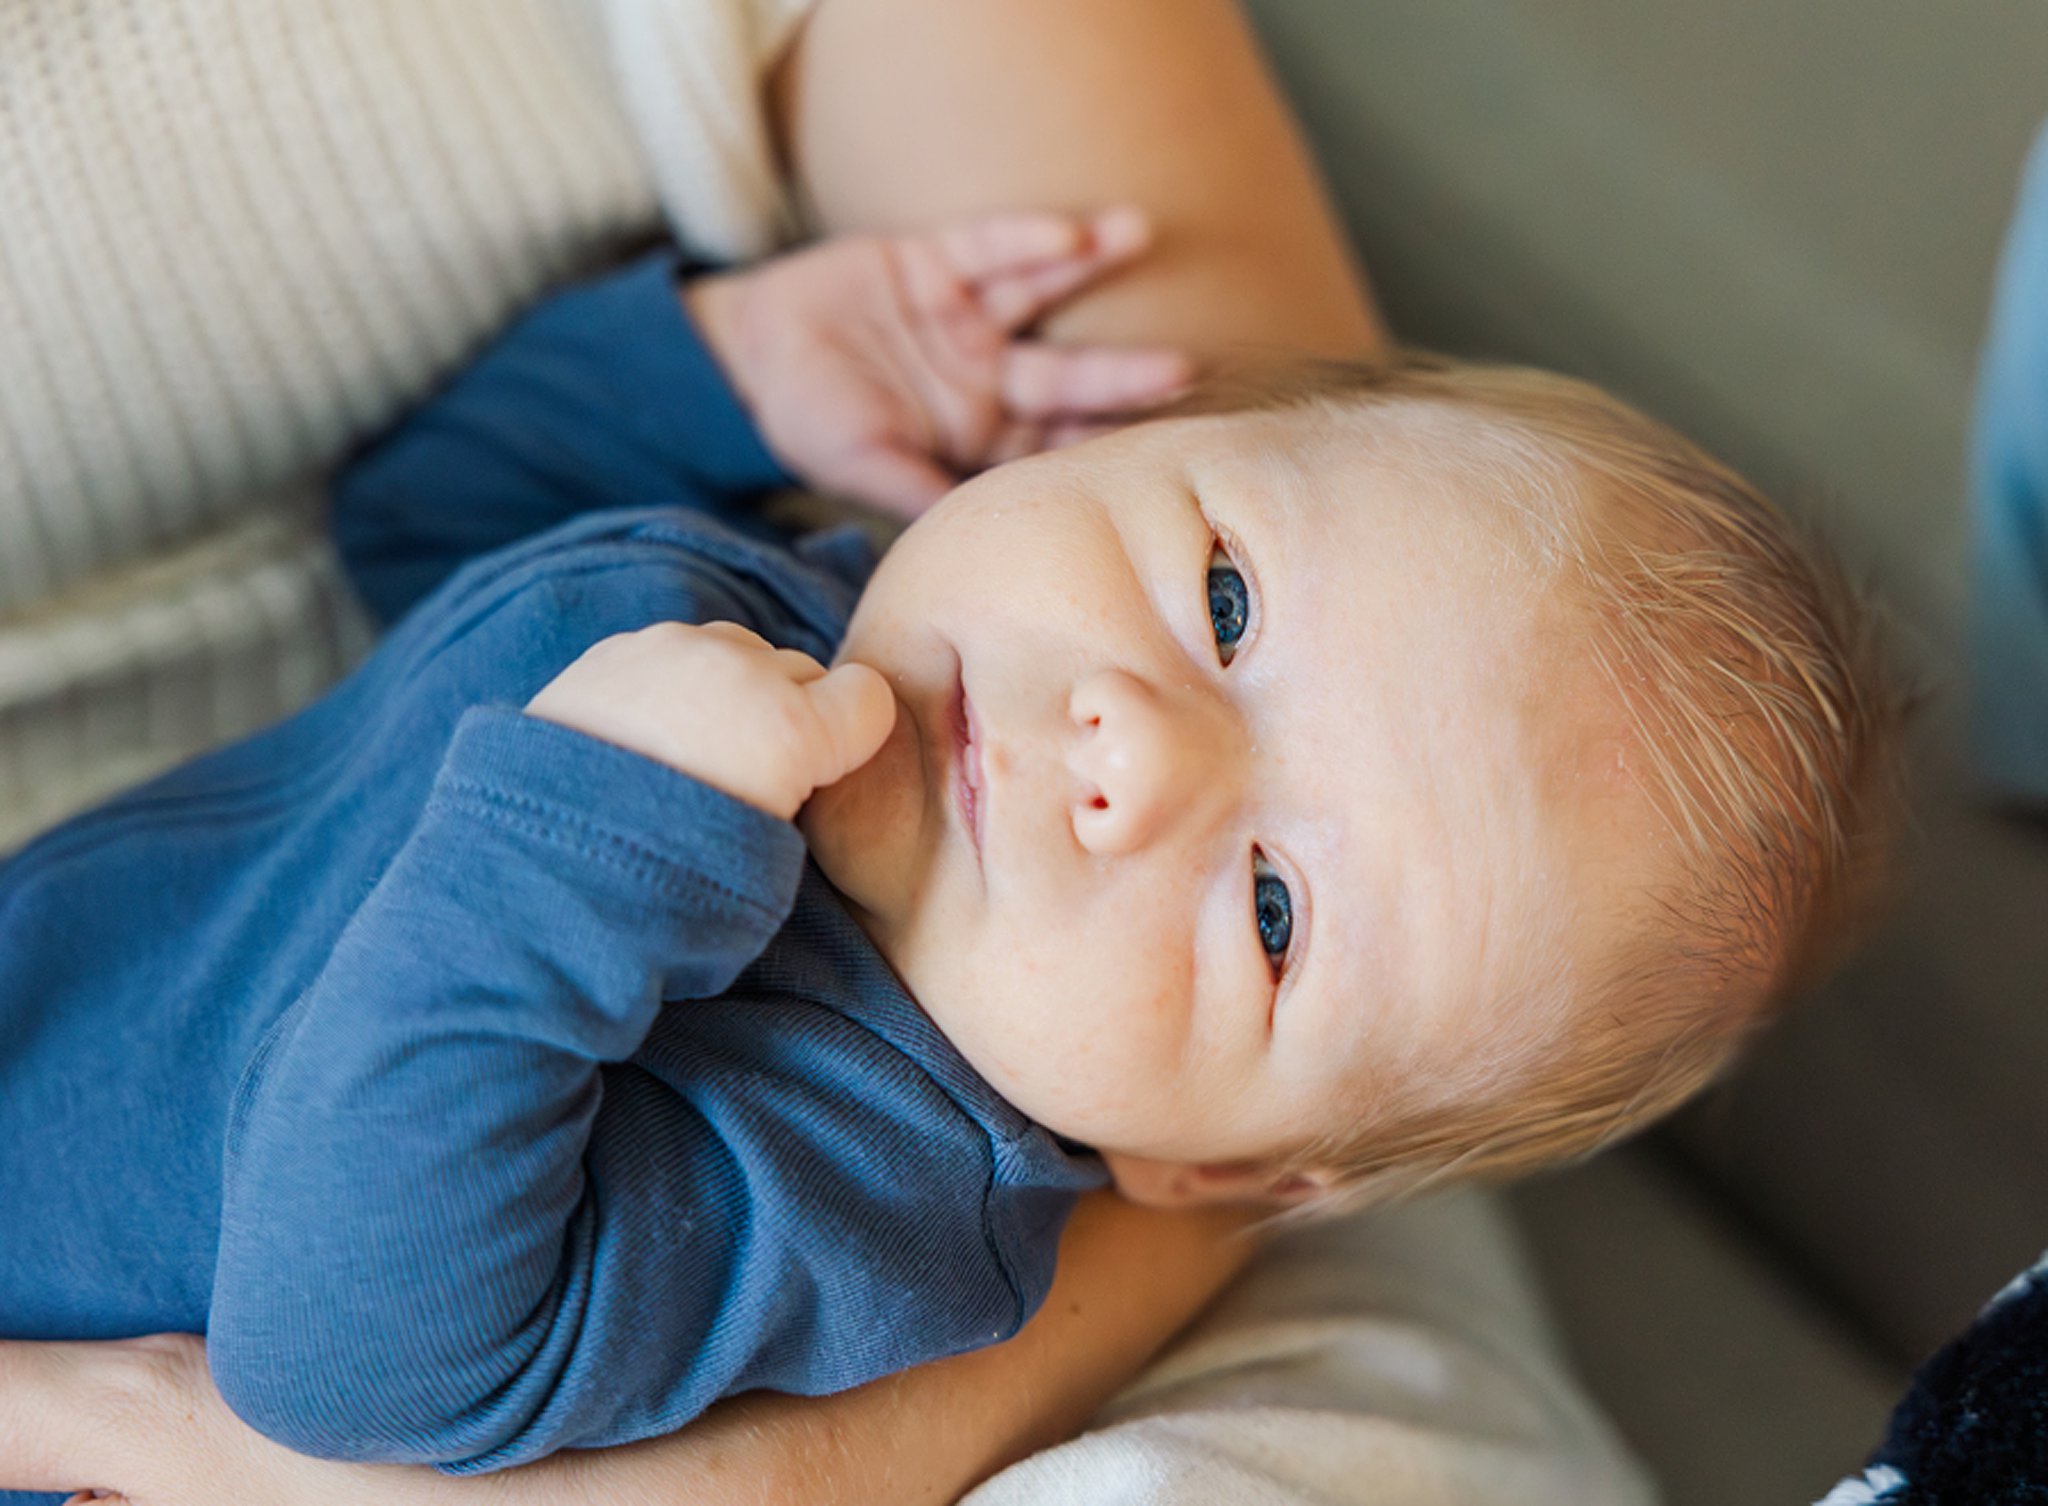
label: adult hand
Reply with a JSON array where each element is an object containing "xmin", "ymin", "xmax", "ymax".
[{"xmin": 684, "ymin": 206, "xmax": 1195, "ymax": 518}]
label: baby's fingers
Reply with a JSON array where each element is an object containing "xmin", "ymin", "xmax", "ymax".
[
  {"xmin": 696, "ymin": 621, "xmax": 829, "ymax": 683},
  {"xmin": 803, "ymin": 662, "xmax": 896, "ymax": 791},
  {"xmin": 1000, "ymin": 343, "xmax": 1194, "ymax": 420}
]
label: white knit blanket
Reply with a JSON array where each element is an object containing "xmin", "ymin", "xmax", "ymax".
[{"xmin": 0, "ymin": 0, "xmax": 807, "ymax": 849}]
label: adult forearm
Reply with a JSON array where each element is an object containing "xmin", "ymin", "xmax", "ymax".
[
  {"xmin": 535, "ymin": 1192, "xmax": 1258, "ymax": 1506},
  {"xmin": 0, "ymin": 1195, "xmax": 1252, "ymax": 1505},
  {"xmin": 771, "ymin": 0, "xmax": 1387, "ymax": 364}
]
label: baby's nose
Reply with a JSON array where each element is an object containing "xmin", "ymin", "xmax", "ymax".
[{"xmin": 1064, "ymin": 668, "xmax": 1240, "ymax": 856}]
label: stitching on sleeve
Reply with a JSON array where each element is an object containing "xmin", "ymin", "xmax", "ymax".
[{"xmin": 431, "ymin": 779, "xmax": 786, "ymax": 922}]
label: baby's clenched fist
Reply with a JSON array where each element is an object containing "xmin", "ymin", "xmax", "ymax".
[{"xmin": 524, "ymin": 623, "xmax": 896, "ymax": 821}]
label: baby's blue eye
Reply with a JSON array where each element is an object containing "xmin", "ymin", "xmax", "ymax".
[
  {"xmin": 1207, "ymin": 545, "xmax": 1250, "ymax": 664},
  {"xmin": 1253, "ymin": 851, "xmax": 1292, "ymax": 974}
]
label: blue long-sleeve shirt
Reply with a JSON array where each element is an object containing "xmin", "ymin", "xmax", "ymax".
[{"xmin": 0, "ymin": 253, "xmax": 1102, "ymax": 1489}]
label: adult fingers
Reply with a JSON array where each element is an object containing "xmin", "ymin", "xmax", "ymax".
[
  {"xmin": 970, "ymin": 206, "xmax": 1153, "ymax": 330},
  {"xmin": 929, "ymin": 209, "xmax": 1095, "ymax": 283},
  {"xmin": 1044, "ymin": 417, "xmax": 1119, "ymax": 450},
  {"xmin": 984, "ymin": 416, "xmax": 1048, "ymax": 468},
  {"xmin": 999, "ymin": 343, "xmax": 1194, "ymax": 419},
  {"xmin": 819, "ymin": 442, "xmax": 958, "ymax": 520},
  {"xmin": 895, "ymin": 235, "xmax": 998, "ymax": 360},
  {"xmin": 977, "ymin": 260, "xmax": 1104, "ymax": 331},
  {"xmin": 910, "ymin": 206, "xmax": 1150, "ymax": 328}
]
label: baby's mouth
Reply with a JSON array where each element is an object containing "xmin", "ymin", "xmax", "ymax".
[{"xmin": 948, "ymin": 659, "xmax": 986, "ymax": 873}]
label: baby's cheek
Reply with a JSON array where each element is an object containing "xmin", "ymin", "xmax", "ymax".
[{"xmin": 1096, "ymin": 934, "xmax": 1196, "ymax": 1053}]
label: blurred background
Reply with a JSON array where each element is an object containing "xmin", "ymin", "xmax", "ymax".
[{"xmin": 1236, "ymin": 2, "xmax": 2048, "ymax": 1500}]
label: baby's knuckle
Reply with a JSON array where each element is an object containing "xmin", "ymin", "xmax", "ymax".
[
  {"xmin": 639, "ymin": 621, "xmax": 698, "ymax": 651},
  {"xmin": 763, "ymin": 696, "xmax": 816, "ymax": 756},
  {"xmin": 758, "ymin": 697, "xmax": 823, "ymax": 789}
]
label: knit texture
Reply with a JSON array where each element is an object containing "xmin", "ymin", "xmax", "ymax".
[{"xmin": 0, "ymin": 0, "xmax": 814, "ymax": 850}]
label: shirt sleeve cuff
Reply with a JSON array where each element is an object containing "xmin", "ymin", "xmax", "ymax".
[
  {"xmin": 428, "ymin": 704, "xmax": 807, "ymax": 938},
  {"xmin": 555, "ymin": 250, "xmax": 795, "ymax": 498}
]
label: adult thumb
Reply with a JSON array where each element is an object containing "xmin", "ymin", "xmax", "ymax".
[{"xmin": 806, "ymin": 662, "xmax": 897, "ymax": 788}]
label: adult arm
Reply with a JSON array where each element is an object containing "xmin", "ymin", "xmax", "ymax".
[
  {"xmin": 0, "ymin": 1193, "xmax": 1257, "ymax": 1505},
  {"xmin": 769, "ymin": 0, "xmax": 1388, "ymax": 364},
  {"xmin": 527, "ymin": 1193, "xmax": 1260, "ymax": 1506},
  {"xmin": 1, "ymin": 1194, "xmax": 1657, "ymax": 1506}
]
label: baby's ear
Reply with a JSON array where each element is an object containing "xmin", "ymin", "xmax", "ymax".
[{"xmin": 1101, "ymin": 1153, "xmax": 1341, "ymax": 1209}]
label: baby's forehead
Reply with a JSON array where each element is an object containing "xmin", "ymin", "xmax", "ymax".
[{"xmin": 1181, "ymin": 399, "xmax": 1588, "ymax": 556}]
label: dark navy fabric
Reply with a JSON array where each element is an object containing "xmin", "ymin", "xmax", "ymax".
[
  {"xmin": 1818, "ymin": 1253, "xmax": 2048, "ymax": 1505},
  {"xmin": 0, "ymin": 252, "xmax": 1101, "ymax": 1492},
  {"xmin": 332, "ymin": 248, "xmax": 802, "ymax": 626}
]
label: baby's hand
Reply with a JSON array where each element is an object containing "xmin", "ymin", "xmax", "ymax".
[
  {"xmin": 525, "ymin": 623, "xmax": 895, "ymax": 821},
  {"xmin": 684, "ymin": 207, "xmax": 1194, "ymax": 518}
]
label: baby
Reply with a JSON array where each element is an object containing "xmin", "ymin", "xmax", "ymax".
[{"xmin": 0, "ymin": 208, "xmax": 1902, "ymax": 1484}]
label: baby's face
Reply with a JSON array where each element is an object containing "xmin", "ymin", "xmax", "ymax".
[{"xmin": 800, "ymin": 406, "xmax": 1617, "ymax": 1191}]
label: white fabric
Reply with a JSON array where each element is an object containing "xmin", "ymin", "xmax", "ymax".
[
  {"xmin": 973, "ymin": 1193, "xmax": 1654, "ymax": 1506},
  {"xmin": 0, "ymin": 0, "xmax": 807, "ymax": 850},
  {"xmin": 603, "ymin": 0, "xmax": 818, "ymax": 262},
  {"xmin": 1815, "ymin": 1466, "xmax": 1906, "ymax": 1506}
]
